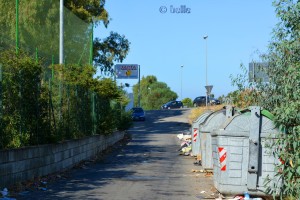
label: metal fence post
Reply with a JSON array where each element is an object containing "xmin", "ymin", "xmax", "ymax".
[
  {"xmin": 89, "ymin": 23, "xmax": 93, "ymax": 65},
  {"xmin": 0, "ymin": 64, "xmax": 2, "ymax": 120},
  {"xmin": 15, "ymin": 0, "xmax": 19, "ymax": 54}
]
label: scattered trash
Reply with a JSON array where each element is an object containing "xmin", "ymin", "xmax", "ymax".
[
  {"xmin": 182, "ymin": 146, "xmax": 191, "ymax": 153},
  {"xmin": 0, "ymin": 188, "xmax": 8, "ymax": 197},
  {"xmin": 191, "ymin": 169, "xmax": 204, "ymax": 173},
  {"xmin": 18, "ymin": 191, "xmax": 30, "ymax": 196},
  {"xmin": 38, "ymin": 187, "xmax": 47, "ymax": 191},
  {"xmin": 0, "ymin": 188, "xmax": 16, "ymax": 200},
  {"xmin": 176, "ymin": 130, "xmax": 193, "ymax": 156},
  {"xmin": 40, "ymin": 181, "xmax": 47, "ymax": 185},
  {"xmin": 193, "ymin": 160, "xmax": 202, "ymax": 165},
  {"xmin": 177, "ymin": 133, "xmax": 192, "ymax": 141},
  {"xmin": 204, "ymin": 172, "xmax": 213, "ymax": 177},
  {"xmin": 244, "ymin": 192, "xmax": 250, "ymax": 200},
  {"xmin": 231, "ymin": 195, "xmax": 264, "ymax": 200},
  {"xmin": 177, "ymin": 133, "xmax": 184, "ymax": 140},
  {"xmin": 233, "ymin": 195, "xmax": 244, "ymax": 200},
  {"xmin": 200, "ymin": 190, "xmax": 206, "ymax": 194},
  {"xmin": 180, "ymin": 141, "xmax": 188, "ymax": 146},
  {"xmin": 215, "ymin": 193, "xmax": 224, "ymax": 200}
]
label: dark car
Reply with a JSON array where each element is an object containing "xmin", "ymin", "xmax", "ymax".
[
  {"xmin": 210, "ymin": 98, "xmax": 221, "ymax": 105},
  {"xmin": 193, "ymin": 96, "xmax": 221, "ymax": 107},
  {"xmin": 161, "ymin": 100, "xmax": 183, "ymax": 109},
  {"xmin": 193, "ymin": 96, "xmax": 207, "ymax": 107},
  {"xmin": 131, "ymin": 107, "xmax": 146, "ymax": 121}
]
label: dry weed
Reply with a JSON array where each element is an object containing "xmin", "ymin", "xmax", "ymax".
[{"xmin": 188, "ymin": 105, "xmax": 224, "ymax": 124}]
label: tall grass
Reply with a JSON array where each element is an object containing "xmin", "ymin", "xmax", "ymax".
[{"xmin": 188, "ymin": 105, "xmax": 224, "ymax": 124}]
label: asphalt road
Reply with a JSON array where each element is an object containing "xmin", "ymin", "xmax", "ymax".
[{"xmin": 17, "ymin": 108, "xmax": 217, "ymax": 200}]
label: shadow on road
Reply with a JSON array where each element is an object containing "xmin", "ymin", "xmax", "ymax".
[{"xmin": 17, "ymin": 109, "xmax": 193, "ymax": 200}]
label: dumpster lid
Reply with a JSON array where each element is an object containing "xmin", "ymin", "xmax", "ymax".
[
  {"xmin": 192, "ymin": 110, "xmax": 213, "ymax": 124},
  {"xmin": 261, "ymin": 109, "xmax": 274, "ymax": 120},
  {"xmin": 199, "ymin": 109, "xmax": 226, "ymax": 132},
  {"xmin": 213, "ymin": 108, "xmax": 280, "ymax": 137}
]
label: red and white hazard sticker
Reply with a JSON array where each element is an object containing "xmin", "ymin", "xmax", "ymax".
[
  {"xmin": 193, "ymin": 128, "xmax": 198, "ymax": 142},
  {"xmin": 218, "ymin": 147, "xmax": 227, "ymax": 171}
]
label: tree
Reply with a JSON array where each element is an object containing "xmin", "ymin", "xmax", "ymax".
[
  {"xmin": 260, "ymin": 1, "xmax": 300, "ymax": 198},
  {"xmin": 93, "ymin": 32, "xmax": 130, "ymax": 74},
  {"xmin": 132, "ymin": 75, "xmax": 178, "ymax": 110},
  {"xmin": 230, "ymin": 1, "xmax": 300, "ymax": 198},
  {"xmin": 218, "ymin": 95, "xmax": 226, "ymax": 104},
  {"xmin": 64, "ymin": 0, "xmax": 109, "ymax": 26},
  {"xmin": 182, "ymin": 98, "xmax": 192, "ymax": 107}
]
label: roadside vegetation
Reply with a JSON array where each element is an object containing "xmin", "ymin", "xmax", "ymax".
[
  {"xmin": 132, "ymin": 75, "xmax": 178, "ymax": 110},
  {"xmin": 0, "ymin": 1, "xmax": 133, "ymax": 149},
  {"xmin": 0, "ymin": 50, "xmax": 132, "ymax": 149},
  {"xmin": 182, "ymin": 98, "xmax": 193, "ymax": 108},
  {"xmin": 188, "ymin": 104, "xmax": 224, "ymax": 125},
  {"xmin": 189, "ymin": 1, "xmax": 299, "ymax": 199},
  {"xmin": 230, "ymin": 1, "xmax": 299, "ymax": 199}
]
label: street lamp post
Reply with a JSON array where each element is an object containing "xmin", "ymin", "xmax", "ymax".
[
  {"xmin": 181, "ymin": 65, "xmax": 183, "ymax": 100},
  {"xmin": 203, "ymin": 35, "xmax": 208, "ymax": 107}
]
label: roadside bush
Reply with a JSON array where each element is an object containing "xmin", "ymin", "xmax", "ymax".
[
  {"xmin": 0, "ymin": 49, "xmax": 131, "ymax": 149},
  {"xmin": 230, "ymin": 1, "xmax": 300, "ymax": 198},
  {"xmin": 0, "ymin": 50, "xmax": 49, "ymax": 148},
  {"xmin": 182, "ymin": 98, "xmax": 192, "ymax": 107},
  {"xmin": 116, "ymin": 111, "xmax": 133, "ymax": 131}
]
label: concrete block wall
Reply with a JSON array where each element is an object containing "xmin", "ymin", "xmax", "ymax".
[{"xmin": 0, "ymin": 131, "xmax": 125, "ymax": 188}]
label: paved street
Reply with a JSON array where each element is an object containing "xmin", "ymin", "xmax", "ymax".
[{"xmin": 17, "ymin": 109, "xmax": 217, "ymax": 200}]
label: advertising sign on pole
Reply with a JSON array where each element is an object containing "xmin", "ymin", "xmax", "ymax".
[
  {"xmin": 114, "ymin": 64, "xmax": 139, "ymax": 79},
  {"xmin": 249, "ymin": 62, "xmax": 269, "ymax": 83}
]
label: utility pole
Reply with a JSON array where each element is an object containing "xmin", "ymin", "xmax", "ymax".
[
  {"xmin": 181, "ymin": 65, "xmax": 183, "ymax": 100},
  {"xmin": 203, "ymin": 35, "xmax": 208, "ymax": 107},
  {"xmin": 138, "ymin": 65, "xmax": 141, "ymax": 107}
]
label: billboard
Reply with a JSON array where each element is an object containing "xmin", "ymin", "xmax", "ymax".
[
  {"xmin": 249, "ymin": 62, "xmax": 269, "ymax": 83},
  {"xmin": 114, "ymin": 64, "xmax": 139, "ymax": 79}
]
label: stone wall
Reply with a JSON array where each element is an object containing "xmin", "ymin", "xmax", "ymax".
[{"xmin": 0, "ymin": 132, "xmax": 125, "ymax": 187}]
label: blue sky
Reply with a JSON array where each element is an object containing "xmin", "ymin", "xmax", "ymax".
[{"xmin": 94, "ymin": 1, "xmax": 278, "ymax": 101}]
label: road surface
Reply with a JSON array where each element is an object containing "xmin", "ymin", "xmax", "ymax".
[{"xmin": 17, "ymin": 108, "xmax": 217, "ymax": 200}]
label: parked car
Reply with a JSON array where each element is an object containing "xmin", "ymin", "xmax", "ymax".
[
  {"xmin": 161, "ymin": 100, "xmax": 183, "ymax": 109},
  {"xmin": 131, "ymin": 107, "xmax": 146, "ymax": 121},
  {"xmin": 193, "ymin": 96, "xmax": 221, "ymax": 107},
  {"xmin": 210, "ymin": 98, "xmax": 221, "ymax": 105},
  {"xmin": 193, "ymin": 96, "xmax": 207, "ymax": 107}
]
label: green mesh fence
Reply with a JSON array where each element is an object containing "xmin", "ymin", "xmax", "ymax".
[
  {"xmin": 0, "ymin": 0, "xmax": 93, "ymax": 65},
  {"xmin": 0, "ymin": 0, "xmax": 114, "ymax": 149}
]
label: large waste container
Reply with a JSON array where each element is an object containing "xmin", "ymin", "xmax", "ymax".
[
  {"xmin": 211, "ymin": 106, "xmax": 282, "ymax": 196},
  {"xmin": 191, "ymin": 111, "xmax": 212, "ymax": 157},
  {"xmin": 199, "ymin": 106, "xmax": 234, "ymax": 170}
]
